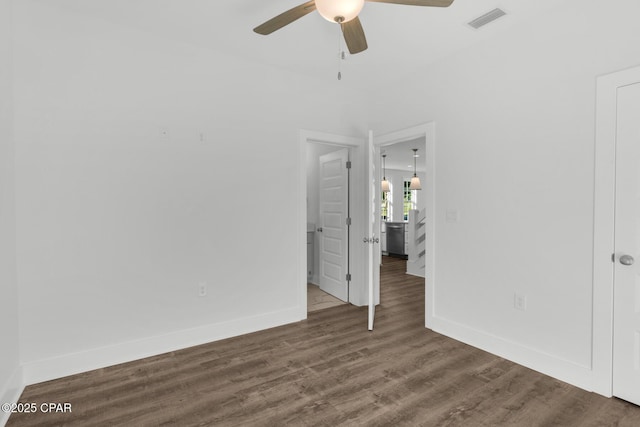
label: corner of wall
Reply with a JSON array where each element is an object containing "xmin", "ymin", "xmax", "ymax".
[
  {"xmin": 0, "ymin": 0, "xmax": 23, "ymax": 425},
  {"xmin": 0, "ymin": 366, "xmax": 25, "ymax": 427},
  {"xmin": 21, "ymin": 307, "xmax": 302, "ymax": 386},
  {"xmin": 429, "ymin": 315, "xmax": 595, "ymax": 393}
]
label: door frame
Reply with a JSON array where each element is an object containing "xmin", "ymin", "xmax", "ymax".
[
  {"xmin": 373, "ymin": 123, "xmax": 435, "ymax": 328},
  {"xmin": 592, "ymin": 64, "xmax": 640, "ymax": 397},
  {"xmin": 298, "ymin": 130, "xmax": 365, "ymax": 319}
]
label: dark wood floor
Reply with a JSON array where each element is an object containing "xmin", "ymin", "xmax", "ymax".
[{"xmin": 8, "ymin": 257, "xmax": 640, "ymax": 426}]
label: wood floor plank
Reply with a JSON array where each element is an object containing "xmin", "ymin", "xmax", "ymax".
[{"xmin": 7, "ymin": 256, "xmax": 640, "ymax": 426}]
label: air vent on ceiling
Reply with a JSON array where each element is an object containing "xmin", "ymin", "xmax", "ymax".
[{"xmin": 468, "ymin": 8, "xmax": 506, "ymax": 29}]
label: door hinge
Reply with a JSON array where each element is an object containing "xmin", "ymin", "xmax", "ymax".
[
  {"xmin": 346, "ymin": 217, "xmax": 351, "ymax": 226},
  {"xmin": 346, "ymin": 160, "xmax": 352, "ymax": 169},
  {"xmin": 346, "ymin": 273, "xmax": 351, "ymax": 282},
  {"xmin": 612, "ymin": 253, "xmax": 615, "ymax": 262}
]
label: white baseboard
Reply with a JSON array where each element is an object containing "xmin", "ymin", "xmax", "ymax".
[
  {"xmin": 22, "ymin": 307, "xmax": 303, "ymax": 386},
  {"xmin": 406, "ymin": 259, "xmax": 425, "ymax": 278},
  {"xmin": 405, "ymin": 271, "xmax": 425, "ymax": 278},
  {"xmin": 429, "ymin": 315, "xmax": 594, "ymax": 393},
  {"xmin": 0, "ymin": 366, "xmax": 24, "ymax": 427}
]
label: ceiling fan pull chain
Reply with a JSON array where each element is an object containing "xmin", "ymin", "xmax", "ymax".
[{"xmin": 337, "ymin": 27, "xmax": 344, "ymax": 80}]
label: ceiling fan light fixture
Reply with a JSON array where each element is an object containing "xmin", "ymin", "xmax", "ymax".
[{"xmin": 316, "ymin": 0, "xmax": 364, "ymax": 23}]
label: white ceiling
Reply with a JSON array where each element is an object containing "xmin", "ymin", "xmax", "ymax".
[
  {"xmin": 51, "ymin": 0, "xmax": 560, "ymax": 90},
  {"xmin": 381, "ymin": 137, "xmax": 426, "ymax": 173}
]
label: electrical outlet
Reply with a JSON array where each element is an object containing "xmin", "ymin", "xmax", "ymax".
[
  {"xmin": 198, "ymin": 282, "xmax": 207, "ymax": 297},
  {"xmin": 514, "ymin": 293, "xmax": 527, "ymax": 311}
]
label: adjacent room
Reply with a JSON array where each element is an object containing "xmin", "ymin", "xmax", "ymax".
[{"xmin": 2, "ymin": 0, "xmax": 640, "ymax": 425}]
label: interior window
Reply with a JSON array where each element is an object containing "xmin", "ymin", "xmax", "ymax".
[
  {"xmin": 381, "ymin": 184, "xmax": 391, "ymax": 222},
  {"xmin": 403, "ymin": 180, "xmax": 417, "ymax": 221}
]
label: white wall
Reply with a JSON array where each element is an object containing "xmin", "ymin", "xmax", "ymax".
[
  {"xmin": 366, "ymin": 0, "xmax": 640, "ymax": 392},
  {"xmin": 12, "ymin": 1, "xmax": 366, "ymax": 383},
  {"xmin": 0, "ymin": 0, "xmax": 23, "ymax": 421}
]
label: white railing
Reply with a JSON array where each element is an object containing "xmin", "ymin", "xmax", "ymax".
[{"xmin": 407, "ymin": 209, "xmax": 426, "ymax": 277}]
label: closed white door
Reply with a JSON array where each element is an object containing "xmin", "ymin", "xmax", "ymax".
[
  {"xmin": 613, "ymin": 81, "xmax": 640, "ymax": 405},
  {"xmin": 319, "ymin": 148, "xmax": 349, "ymax": 302}
]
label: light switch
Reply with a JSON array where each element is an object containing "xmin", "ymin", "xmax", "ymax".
[
  {"xmin": 514, "ymin": 293, "xmax": 527, "ymax": 311},
  {"xmin": 446, "ymin": 209, "xmax": 460, "ymax": 223}
]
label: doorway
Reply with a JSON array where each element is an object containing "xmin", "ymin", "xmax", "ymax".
[
  {"xmin": 306, "ymin": 143, "xmax": 350, "ymax": 304},
  {"xmin": 297, "ymin": 130, "xmax": 366, "ymax": 319},
  {"xmin": 379, "ymin": 137, "xmax": 427, "ymax": 262},
  {"xmin": 378, "ymin": 138, "xmax": 427, "ymax": 298},
  {"xmin": 610, "ymin": 81, "xmax": 640, "ymax": 405},
  {"xmin": 369, "ymin": 123, "xmax": 435, "ymax": 330},
  {"xmin": 593, "ymin": 65, "xmax": 640, "ymax": 403}
]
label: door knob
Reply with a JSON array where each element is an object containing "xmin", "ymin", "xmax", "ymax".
[
  {"xmin": 317, "ymin": 227, "xmax": 323, "ymax": 233},
  {"xmin": 363, "ymin": 237, "xmax": 370, "ymax": 243},
  {"xmin": 620, "ymin": 254, "xmax": 635, "ymax": 266}
]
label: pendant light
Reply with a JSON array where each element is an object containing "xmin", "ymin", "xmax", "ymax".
[
  {"xmin": 381, "ymin": 154, "xmax": 390, "ymax": 193},
  {"xmin": 409, "ymin": 148, "xmax": 422, "ymax": 190}
]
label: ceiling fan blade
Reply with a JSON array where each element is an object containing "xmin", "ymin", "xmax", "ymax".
[
  {"xmin": 253, "ymin": 0, "xmax": 317, "ymax": 35},
  {"xmin": 341, "ymin": 17, "xmax": 368, "ymax": 54},
  {"xmin": 365, "ymin": 0, "xmax": 454, "ymax": 7}
]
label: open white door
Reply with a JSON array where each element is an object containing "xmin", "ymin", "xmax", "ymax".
[
  {"xmin": 319, "ymin": 148, "xmax": 349, "ymax": 302},
  {"xmin": 367, "ymin": 131, "xmax": 381, "ymax": 330},
  {"xmin": 612, "ymin": 81, "xmax": 640, "ymax": 406}
]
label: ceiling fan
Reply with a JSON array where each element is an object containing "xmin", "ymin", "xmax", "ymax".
[{"xmin": 254, "ymin": 0, "xmax": 454, "ymax": 55}]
